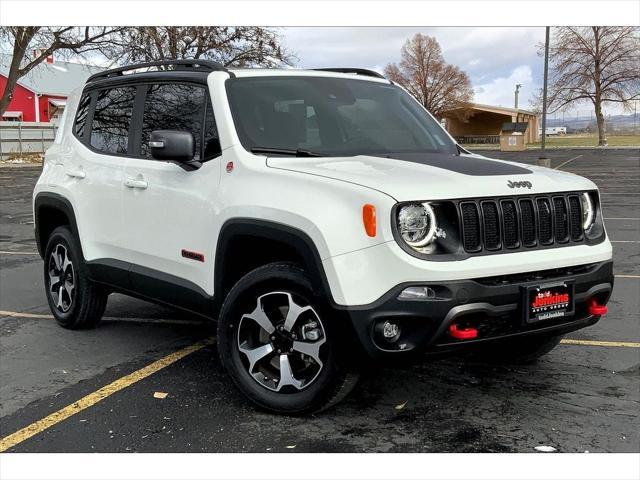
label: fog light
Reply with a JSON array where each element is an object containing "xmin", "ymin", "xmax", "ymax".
[
  {"xmin": 398, "ymin": 286, "xmax": 436, "ymax": 300},
  {"xmin": 382, "ymin": 321, "xmax": 400, "ymax": 339}
]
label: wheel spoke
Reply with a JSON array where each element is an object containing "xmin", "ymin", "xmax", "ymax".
[
  {"xmin": 292, "ymin": 339, "xmax": 325, "ymax": 367},
  {"xmin": 276, "ymin": 354, "xmax": 303, "ymax": 391},
  {"xmin": 49, "ymin": 274, "xmax": 61, "ymax": 288},
  {"xmin": 239, "ymin": 342, "xmax": 274, "ymax": 372},
  {"xmin": 62, "ymin": 253, "xmax": 72, "ymax": 272},
  {"xmin": 64, "ymin": 281, "xmax": 74, "ymax": 298},
  {"xmin": 242, "ymin": 303, "xmax": 275, "ymax": 334},
  {"xmin": 53, "ymin": 250, "xmax": 62, "ymax": 270},
  {"xmin": 282, "ymin": 293, "xmax": 313, "ymax": 332},
  {"xmin": 57, "ymin": 286, "xmax": 64, "ymax": 309}
]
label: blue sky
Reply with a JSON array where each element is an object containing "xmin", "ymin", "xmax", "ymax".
[{"xmin": 281, "ymin": 26, "xmax": 617, "ymax": 116}]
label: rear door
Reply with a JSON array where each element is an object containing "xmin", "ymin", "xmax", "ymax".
[
  {"xmin": 66, "ymin": 86, "xmax": 134, "ymax": 274},
  {"xmin": 121, "ymin": 82, "xmax": 222, "ymax": 307}
]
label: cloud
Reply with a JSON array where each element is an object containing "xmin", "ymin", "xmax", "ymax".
[
  {"xmin": 282, "ymin": 27, "xmax": 545, "ymax": 108},
  {"xmin": 278, "ymin": 27, "xmax": 625, "ymax": 115},
  {"xmin": 473, "ymin": 65, "xmax": 537, "ymax": 109}
]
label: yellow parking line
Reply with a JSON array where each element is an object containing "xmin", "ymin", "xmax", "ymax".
[
  {"xmin": 0, "ymin": 310, "xmax": 203, "ymax": 325},
  {"xmin": 0, "ymin": 251, "xmax": 39, "ymax": 255},
  {"xmin": 0, "ymin": 310, "xmax": 52, "ymax": 319},
  {"xmin": 615, "ymin": 274, "xmax": 640, "ymax": 279},
  {"xmin": 0, "ymin": 339, "xmax": 213, "ymax": 453},
  {"xmin": 561, "ymin": 339, "xmax": 640, "ymax": 348}
]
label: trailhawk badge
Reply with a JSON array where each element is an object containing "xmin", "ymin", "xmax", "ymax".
[{"xmin": 507, "ymin": 180, "xmax": 533, "ymax": 189}]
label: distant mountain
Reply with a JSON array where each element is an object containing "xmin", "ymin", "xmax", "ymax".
[{"xmin": 546, "ymin": 113, "xmax": 639, "ymax": 132}]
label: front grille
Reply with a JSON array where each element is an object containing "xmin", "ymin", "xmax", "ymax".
[
  {"xmin": 501, "ymin": 200, "xmax": 519, "ymax": 248},
  {"xmin": 459, "ymin": 193, "xmax": 586, "ymax": 254},
  {"xmin": 461, "ymin": 202, "xmax": 481, "ymax": 252},
  {"xmin": 519, "ymin": 199, "xmax": 537, "ymax": 247},
  {"xmin": 568, "ymin": 195, "xmax": 583, "ymax": 240},
  {"xmin": 481, "ymin": 201, "xmax": 500, "ymax": 250},
  {"xmin": 536, "ymin": 198, "xmax": 553, "ymax": 245},
  {"xmin": 553, "ymin": 196, "xmax": 569, "ymax": 242}
]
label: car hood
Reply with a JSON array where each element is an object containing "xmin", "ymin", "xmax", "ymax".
[{"xmin": 266, "ymin": 152, "xmax": 596, "ymax": 201}]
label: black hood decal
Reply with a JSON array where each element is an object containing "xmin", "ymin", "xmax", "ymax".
[{"xmin": 373, "ymin": 152, "xmax": 532, "ymax": 176}]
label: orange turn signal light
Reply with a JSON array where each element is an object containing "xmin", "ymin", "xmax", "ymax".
[{"xmin": 362, "ymin": 204, "xmax": 376, "ymax": 237}]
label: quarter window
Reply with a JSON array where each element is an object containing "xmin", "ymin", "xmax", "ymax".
[
  {"xmin": 73, "ymin": 92, "xmax": 92, "ymax": 138},
  {"xmin": 203, "ymin": 99, "xmax": 221, "ymax": 160},
  {"xmin": 140, "ymin": 84, "xmax": 206, "ymax": 160},
  {"xmin": 90, "ymin": 87, "xmax": 136, "ymax": 155}
]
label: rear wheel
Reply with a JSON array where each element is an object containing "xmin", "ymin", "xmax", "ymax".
[
  {"xmin": 44, "ymin": 226, "xmax": 108, "ymax": 329},
  {"xmin": 217, "ymin": 263, "xmax": 358, "ymax": 415},
  {"xmin": 475, "ymin": 333, "xmax": 564, "ymax": 364}
]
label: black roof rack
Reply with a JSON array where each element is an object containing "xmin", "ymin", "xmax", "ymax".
[
  {"xmin": 312, "ymin": 68, "xmax": 386, "ymax": 79},
  {"xmin": 87, "ymin": 59, "xmax": 234, "ymax": 83}
]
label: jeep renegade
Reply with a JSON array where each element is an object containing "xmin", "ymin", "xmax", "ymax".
[{"xmin": 33, "ymin": 60, "xmax": 614, "ymax": 414}]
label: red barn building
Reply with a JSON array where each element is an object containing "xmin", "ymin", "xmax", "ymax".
[{"xmin": 0, "ymin": 54, "xmax": 103, "ymax": 124}]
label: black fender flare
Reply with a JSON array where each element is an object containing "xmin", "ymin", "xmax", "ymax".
[
  {"xmin": 33, "ymin": 192, "xmax": 82, "ymax": 260},
  {"xmin": 213, "ymin": 218, "xmax": 334, "ymax": 308}
]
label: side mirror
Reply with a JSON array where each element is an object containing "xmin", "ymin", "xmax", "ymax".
[{"xmin": 149, "ymin": 130, "xmax": 201, "ymax": 170}]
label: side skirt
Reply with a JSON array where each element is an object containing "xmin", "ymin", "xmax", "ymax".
[{"xmin": 85, "ymin": 259, "xmax": 216, "ymax": 320}]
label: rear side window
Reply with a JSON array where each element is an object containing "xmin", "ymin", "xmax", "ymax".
[
  {"xmin": 73, "ymin": 92, "xmax": 92, "ymax": 138},
  {"xmin": 140, "ymin": 84, "xmax": 206, "ymax": 160},
  {"xmin": 90, "ymin": 87, "xmax": 136, "ymax": 155}
]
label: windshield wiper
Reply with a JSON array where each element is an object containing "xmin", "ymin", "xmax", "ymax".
[{"xmin": 250, "ymin": 147, "xmax": 324, "ymax": 157}]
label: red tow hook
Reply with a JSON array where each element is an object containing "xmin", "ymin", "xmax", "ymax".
[
  {"xmin": 588, "ymin": 299, "xmax": 608, "ymax": 316},
  {"xmin": 449, "ymin": 324, "xmax": 478, "ymax": 340}
]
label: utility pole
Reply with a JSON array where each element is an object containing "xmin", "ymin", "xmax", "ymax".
[
  {"xmin": 538, "ymin": 26, "xmax": 550, "ymax": 166},
  {"xmin": 514, "ymin": 84, "xmax": 522, "ymax": 110}
]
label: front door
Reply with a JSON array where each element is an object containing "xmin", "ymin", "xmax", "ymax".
[{"xmin": 121, "ymin": 83, "xmax": 222, "ymax": 308}]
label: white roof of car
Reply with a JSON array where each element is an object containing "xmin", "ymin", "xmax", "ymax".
[{"xmin": 0, "ymin": 55, "xmax": 105, "ymax": 96}]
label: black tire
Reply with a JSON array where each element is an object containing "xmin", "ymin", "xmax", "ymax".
[
  {"xmin": 217, "ymin": 262, "xmax": 359, "ymax": 415},
  {"xmin": 43, "ymin": 226, "xmax": 108, "ymax": 329},
  {"xmin": 475, "ymin": 333, "xmax": 564, "ymax": 364}
]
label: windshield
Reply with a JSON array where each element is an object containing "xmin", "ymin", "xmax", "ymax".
[{"xmin": 226, "ymin": 76, "xmax": 458, "ymax": 157}]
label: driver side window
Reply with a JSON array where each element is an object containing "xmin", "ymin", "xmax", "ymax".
[{"xmin": 139, "ymin": 83, "xmax": 206, "ymax": 160}]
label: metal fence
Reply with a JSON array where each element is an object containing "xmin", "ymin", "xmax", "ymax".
[{"xmin": 0, "ymin": 122, "xmax": 58, "ymax": 160}]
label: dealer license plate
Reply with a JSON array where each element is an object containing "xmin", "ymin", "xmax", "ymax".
[{"xmin": 526, "ymin": 281, "xmax": 574, "ymax": 324}]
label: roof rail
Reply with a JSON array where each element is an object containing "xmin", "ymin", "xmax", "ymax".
[
  {"xmin": 312, "ymin": 68, "xmax": 386, "ymax": 79},
  {"xmin": 87, "ymin": 59, "xmax": 234, "ymax": 83}
]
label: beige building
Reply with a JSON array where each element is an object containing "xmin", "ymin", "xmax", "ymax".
[{"xmin": 442, "ymin": 103, "xmax": 540, "ymax": 145}]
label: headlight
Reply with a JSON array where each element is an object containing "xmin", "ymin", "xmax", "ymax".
[
  {"xmin": 397, "ymin": 203, "xmax": 437, "ymax": 248},
  {"xmin": 580, "ymin": 192, "xmax": 595, "ymax": 231}
]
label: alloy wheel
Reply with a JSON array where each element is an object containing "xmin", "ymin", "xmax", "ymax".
[
  {"xmin": 237, "ymin": 291, "xmax": 327, "ymax": 392},
  {"xmin": 48, "ymin": 244, "xmax": 75, "ymax": 313}
]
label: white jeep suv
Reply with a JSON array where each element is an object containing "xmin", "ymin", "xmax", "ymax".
[{"xmin": 34, "ymin": 60, "xmax": 614, "ymax": 414}]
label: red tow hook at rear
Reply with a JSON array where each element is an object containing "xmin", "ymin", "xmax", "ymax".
[
  {"xmin": 588, "ymin": 299, "xmax": 608, "ymax": 316},
  {"xmin": 449, "ymin": 324, "xmax": 478, "ymax": 340}
]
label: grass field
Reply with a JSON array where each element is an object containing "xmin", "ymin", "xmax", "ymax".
[{"xmin": 463, "ymin": 134, "xmax": 640, "ymax": 150}]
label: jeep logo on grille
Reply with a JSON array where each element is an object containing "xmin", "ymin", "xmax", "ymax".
[{"xmin": 507, "ymin": 180, "xmax": 532, "ymax": 189}]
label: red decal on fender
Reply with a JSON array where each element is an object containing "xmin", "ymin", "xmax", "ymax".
[{"xmin": 181, "ymin": 249, "xmax": 205, "ymax": 262}]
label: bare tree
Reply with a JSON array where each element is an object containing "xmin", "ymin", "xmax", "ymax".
[
  {"xmin": 384, "ymin": 33, "xmax": 473, "ymax": 117},
  {"xmin": 0, "ymin": 27, "xmax": 125, "ymax": 116},
  {"xmin": 544, "ymin": 27, "xmax": 640, "ymax": 146},
  {"xmin": 103, "ymin": 27, "xmax": 294, "ymax": 67}
]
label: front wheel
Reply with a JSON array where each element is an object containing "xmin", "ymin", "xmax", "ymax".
[{"xmin": 217, "ymin": 263, "xmax": 358, "ymax": 415}]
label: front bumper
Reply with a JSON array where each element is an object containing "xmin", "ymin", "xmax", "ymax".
[{"xmin": 340, "ymin": 260, "xmax": 614, "ymax": 359}]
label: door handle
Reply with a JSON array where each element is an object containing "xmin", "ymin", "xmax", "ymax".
[
  {"xmin": 124, "ymin": 178, "xmax": 148, "ymax": 190},
  {"xmin": 66, "ymin": 170, "xmax": 86, "ymax": 179}
]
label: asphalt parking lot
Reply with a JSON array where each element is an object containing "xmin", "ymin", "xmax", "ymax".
[{"xmin": 0, "ymin": 148, "xmax": 638, "ymax": 453}]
